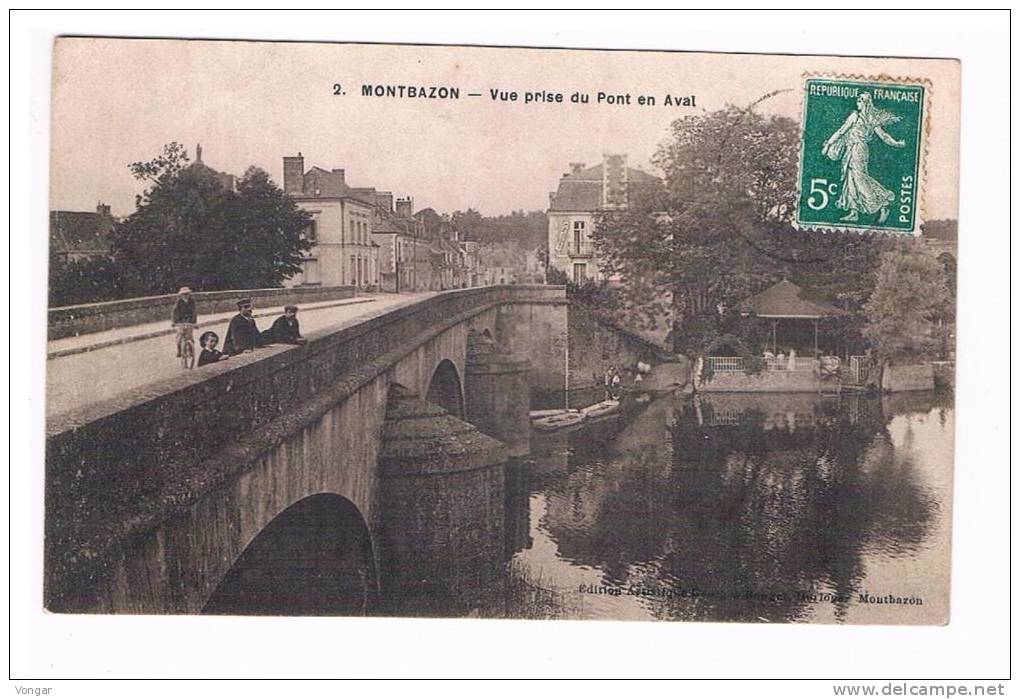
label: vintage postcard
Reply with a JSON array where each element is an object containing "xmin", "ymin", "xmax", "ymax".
[{"xmin": 46, "ymin": 38, "xmax": 959, "ymax": 625}]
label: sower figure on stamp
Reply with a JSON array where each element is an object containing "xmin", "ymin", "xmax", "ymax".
[
  {"xmin": 822, "ymin": 92, "xmax": 906, "ymax": 224},
  {"xmin": 223, "ymin": 297, "xmax": 262, "ymax": 355}
]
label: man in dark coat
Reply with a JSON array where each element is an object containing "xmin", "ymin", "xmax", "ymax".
[
  {"xmin": 223, "ymin": 298, "xmax": 262, "ymax": 355},
  {"xmin": 264, "ymin": 305, "xmax": 307, "ymax": 345}
]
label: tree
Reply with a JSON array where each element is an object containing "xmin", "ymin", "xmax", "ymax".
[
  {"xmin": 227, "ymin": 167, "xmax": 314, "ymax": 288},
  {"xmin": 128, "ymin": 141, "xmax": 191, "ymax": 200},
  {"xmin": 49, "ymin": 252, "xmax": 128, "ymax": 307},
  {"xmin": 111, "ymin": 146, "xmax": 311, "ymax": 295},
  {"xmin": 863, "ymin": 243, "xmax": 949, "ymax": 365},
  {"xmin": 592, "ymin": 101, "xmax": 885, "ymax": 362},
  {"xmin": 450, "ymin": 208, "xmax": 547, "ymax": 249}
]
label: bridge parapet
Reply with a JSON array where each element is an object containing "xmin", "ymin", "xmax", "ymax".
[
  {"xmin": 48, "ymin": 284, "xmax": 359, "ymax": 340},
  {"xmin": 45, "ymin": 285, "xmax": 565, "ymax": 608}
]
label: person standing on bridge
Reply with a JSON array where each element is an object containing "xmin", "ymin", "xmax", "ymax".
[
  {"xmin": 223, "ymin": 297, "xmax": 263, "ymax": 355},
  {"xmin": 171, "ymin": 287, "xmax": 197, "ymax": 358}
]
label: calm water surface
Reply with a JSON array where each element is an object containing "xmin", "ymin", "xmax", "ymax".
[{"xmin": 490, "ymin": 390, "xmax": 953, "ymax": 624}]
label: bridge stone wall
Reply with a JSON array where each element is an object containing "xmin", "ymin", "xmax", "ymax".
[
  {"xmin": 76, "ymin": 373, "xmax": 391, "ymax": 614},
  {"xmin": 48, "ymin": 284, "xmax": 358, "ymax": 340},
  {"xmin": 567, "ymin": 304, "xmax": 673, "ymax": 391},
  {"xmin": 45, "ymin": 285, "xmax": 565, "ymax": 612},
  {"xmin": 496, "ymin": 296, "xmax": 568, "ymax": 400}
]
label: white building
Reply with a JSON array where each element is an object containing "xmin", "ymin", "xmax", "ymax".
[
  {"xmin": 282, "ymin": 153, "xmax": 379, "ymax": 289},
  {"xmin": 546, "ymin": 153, "xmax": 659, "ymax": 283}
]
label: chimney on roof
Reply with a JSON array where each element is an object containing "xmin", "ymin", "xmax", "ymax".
[
  {"xmin": 569, "ymin": 162, "xmax": 586, "ymax": 175},
  {"xmin": 195, "ymin": 144, "xmax": 203, "ymax": 163},
  {"xmin": 395, "ymin": 197, "xmax": 414, "ymax": 219},
  {"xmin": 377, "ymin": 191, "xmax": 394, "ymax": 213},
  {"xmin": 283, "ymin": 152, "xmax": 304, "ymax": 195},
  {"xmin": 96, "ymin": 202, "xmax": 111, "ymax": 217},
  {"xmin": 602, "ymin": 153, "xmax": 629, "ymax": 209},
  {"xmin": 332, "ymin": 168, "xmax": 346, "ymax": 184}
]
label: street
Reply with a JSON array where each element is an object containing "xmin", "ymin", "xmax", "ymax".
[{"xmin": 46, "ymin": 292, "xmax": 435, "ymax": 417}]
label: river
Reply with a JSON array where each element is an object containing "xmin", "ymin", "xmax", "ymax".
[{"xmin": 428, "ymin": 389, "xmax": 954, "ymax": 624}]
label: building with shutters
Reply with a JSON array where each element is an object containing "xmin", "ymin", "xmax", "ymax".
[{"xmin": 546, "ymin": 153, "xmax": 659, "ymax": 283}]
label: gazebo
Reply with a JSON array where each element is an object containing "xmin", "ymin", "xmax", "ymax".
[{"xmin": 738, "ymin": 279, "xmax": 847, "ymax": 357}]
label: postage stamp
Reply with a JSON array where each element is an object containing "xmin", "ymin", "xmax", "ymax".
[{"xmin": 796, "ymin": 76, "xmax": 928, "ymax": 235}]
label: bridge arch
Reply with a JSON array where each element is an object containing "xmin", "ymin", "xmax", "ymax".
[
  {"xmin": 425, "ymin": 358, "xmax": 464, "ymax": 418},
  {"xmin": 202, "ymin": 493, "xmax": 377, "ymax": 616}
]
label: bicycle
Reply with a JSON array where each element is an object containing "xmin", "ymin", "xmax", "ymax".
[{"xmin": 174, "ymin": 322, "xmax": 196, "ymax": 369}]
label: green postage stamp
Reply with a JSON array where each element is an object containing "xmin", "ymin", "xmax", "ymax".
[{"xmin": 796, "ymin": 77, "xmax": 928, "ymax": 235}]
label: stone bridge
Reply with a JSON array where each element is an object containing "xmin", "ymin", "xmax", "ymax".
[{"xmin": 46, "ymin": 285, "xmax": 567, "ymax": 616}]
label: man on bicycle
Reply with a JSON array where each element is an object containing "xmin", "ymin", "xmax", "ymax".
[{"xmin": 172, "ymin": 286, "xmax": 197, "ymax": 358}]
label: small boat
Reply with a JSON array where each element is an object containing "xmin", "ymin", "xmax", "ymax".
[
  {"xmin": 529, "ymin": 408, "xmax": 581, "ymax": 420},
  {"xmin": 580, "ymin": 399, "xmax": 621, "ymax": 419},
  {"xmin": 532, "ymin": 411, "xmax": 587, "ymax": 431}
]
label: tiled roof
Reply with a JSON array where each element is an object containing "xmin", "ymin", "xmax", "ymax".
[
  {"xmin": 303, "ymin": 167, "xmax": 353, "ymax": 198},
  {"xmin": 299, "ymin": 168, "xmax": 376, "ymax": 207},
  {"xmin": 372, "ymin": 219, "xmax": 401, "ymax": 234},
  {"xmin": 49, "ymin": 211, "xmax": 113, "ymax": 255},
  {"xmin": 549, "ymin": 180, "xmax": 603, "ymax": 211},
  {"xmin": 372, "ymin": 214, "xmax": 418, "ymax": 235},
  {"xmin": 548, "ymin": 164, "xmax": 659, "ymax": 212},
  {"xmin": 738, "ymin": 280, "xmax": 847, "ymax": 319},
  {"xmin": 350, "ymin": 187, "xmax": 395, "ymax": 211},
  {"xmin": 185, "ymin": 152, "xmax": 237, "ymax": 191}
]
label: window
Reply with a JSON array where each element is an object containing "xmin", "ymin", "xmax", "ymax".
[
  {"xmin": 573, "ymin": 220, "xmax": 586, "ymax": 254},
  {"xmin": 573, "ymin": 263, "xmax": 587, "ymax": 283},
  {"xmin": 305, "ymin": 220, "xmax": 318, "ymax": 244},
  {"xmin": 303, "ymin": 258, "xmax": 320, "ymax": 285}
]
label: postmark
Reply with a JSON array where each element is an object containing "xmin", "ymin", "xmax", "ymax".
[{"xmin": 795, "ymin": 76, "xmax": 929, "ymax": 235}]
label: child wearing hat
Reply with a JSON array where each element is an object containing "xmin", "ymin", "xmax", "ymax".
[{"xmin": 197, "ymin": 331, "xmax": 229, "ymax": 367}]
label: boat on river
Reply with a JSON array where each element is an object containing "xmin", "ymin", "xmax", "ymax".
[
  {"xmin": 532, "ymin": 411, "xmax": 587, "ymax": 431},
  {"xmin": 529, "ymin": 408, "xmax": 581, "ymax": 420},
  {"xmin": 580, "ymin": 399, "xmax": 621, "ymax": 419},
  {"xmin": 531, "ymin": 399, "xmax": 622, "ymax": 431}
]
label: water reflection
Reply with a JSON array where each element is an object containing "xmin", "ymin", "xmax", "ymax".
[
  {"xmin": 501, "ymin": 391, "xmax": 951, "ymax": 623},
  {"xmin": 400, "ymin": 390, "xmax": 952, "ymax": 623}
]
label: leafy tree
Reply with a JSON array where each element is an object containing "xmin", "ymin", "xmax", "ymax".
[
  {"xmin": 863, "ymin": 243, "xmax": 949, "ymax": 365},
  {"xmin": 49, "ymin": 252, "xmax": 128, "ymax": 306},
  {"xmin": 545, "ymin": 265, "xmax": 568, "ymax": 286},
  {"xmin": 128, "ymin": 141, "xmax": 191, "ymax": 194},
  {"xmin": 227, "ymin": 167, "xmax": 314, "ymax": 288},
  {"xmin": 450, "ymin": 208, "xmax": 548, "ymax": 249},
  {"xmin": 592, "ymin": 101, "xmax": 885, "ymax": 362},
  {"xmin": 111, "ymin": 146, "xmax": 311, "ymax": 295}
]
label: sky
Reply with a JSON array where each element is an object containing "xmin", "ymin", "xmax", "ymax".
[{"xmin": 50, "ymin": 39, "xmax": 960, "ymax": 220}]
